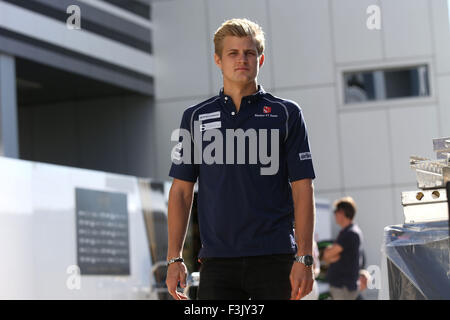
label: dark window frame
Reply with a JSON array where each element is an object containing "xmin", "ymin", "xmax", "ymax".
[{"xmin": 343, "ymin": 64, "xmax": 430, "ymax": 105}]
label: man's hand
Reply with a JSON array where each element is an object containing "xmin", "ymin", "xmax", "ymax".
[
  {"xmin": 166, "ymin": 262, "xmax": 189, "ymax": 300},
  {"xmin": 166, "ymin": 179, "xmax": 195, "ymax": 300},
  {"xmin": 290, "ymin": 179, "xmax": 315, "ymax": 300},
  {"xmin": 289, "ymin": 262, "xmax": 314, "ymax": 300},
  {"xmin": 327, "ymin": 254, "xmax": 341, "ymax": 264},
  {"xmin": 323, "ymin": 244, "xmax": 343, "ymax": 264}
]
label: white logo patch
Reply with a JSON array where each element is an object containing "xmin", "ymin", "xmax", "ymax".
[
  {"xmin": 199, "ymin": 111, "xmax": 221, "ymax": 121},
  {"xmin": 171, "ymin": 142, "xmax": 182, "ymax": 161},
  {"xmin": 200, "ymin": 121, "xmax": 221, "ymax": 132},
  {"xmin": 299, "ymin": 152, "xmax": 312, "ymax": 161}
]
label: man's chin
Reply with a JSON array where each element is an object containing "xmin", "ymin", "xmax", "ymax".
[{"xmin": 231, "ymin": 77, "xmax": 256, "ymax": 85}]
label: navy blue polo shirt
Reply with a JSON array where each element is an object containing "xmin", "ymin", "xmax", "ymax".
[
  {"xmin": 326, "ymin": 224, "xmax": 364, "ymax": 291},
  {"xmin": 169, "ymin": 85, "xmax": 315, "ymax": 258}
]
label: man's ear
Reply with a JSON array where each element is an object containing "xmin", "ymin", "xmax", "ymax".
[
  {"xmin": 259, "ymin": 53, "xmax": 265, "ymax": 68},
  {"xmin": 214, "ymin": 53, "xmax": 222, "ymax": 69}
]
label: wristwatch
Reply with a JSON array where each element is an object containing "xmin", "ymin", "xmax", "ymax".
[
  {"xmin": 294, "ymin": 255, "xmax": 314, "ymax": 267},
  {"xmin": 167, "ymin": 257, "xmax": 184, "ymax": 266}
]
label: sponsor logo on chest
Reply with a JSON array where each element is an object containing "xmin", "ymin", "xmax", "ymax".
[{"xmin": 255, "ymin": 106, "xmax": 278, "ymax": 118}]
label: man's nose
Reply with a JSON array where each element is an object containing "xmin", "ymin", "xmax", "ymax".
[{"xmin": 237, "ymin": 53, "xmax": 248, "ymax": 63}]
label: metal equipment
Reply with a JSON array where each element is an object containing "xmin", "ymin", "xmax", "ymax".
[
  {"xmin": 381, "ymin": 137, "xmax": 450, "ymax": 300},
  {"xmin": 404, "ymin": 137, "xmax": 450, "ymax": 223}
]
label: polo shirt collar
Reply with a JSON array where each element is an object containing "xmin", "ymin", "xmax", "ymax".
[
  {"xmin": 343, "ymin": 223, "xmax": 354, "ymax": 231},
  {"xmin": 219, "ymin": 85, "xmax": 266, "ymax": 105}
]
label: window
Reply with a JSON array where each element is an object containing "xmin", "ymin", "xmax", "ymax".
[{"xmin": 343, "ymin": 65, "xmax": 430, "ymax": 104}]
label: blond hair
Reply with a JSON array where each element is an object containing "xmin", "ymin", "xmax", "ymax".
[{"xmin": 213, "ymin": 18, "xmax": 265, "ymax": 57}]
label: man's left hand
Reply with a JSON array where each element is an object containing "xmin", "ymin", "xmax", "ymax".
[{"xmin": 289, "ymin": 262, "xmax": 314, "ymax": 300}]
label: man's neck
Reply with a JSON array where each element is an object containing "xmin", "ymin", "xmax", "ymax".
[
  {"xmin": 223, "ymin": 81, "xmax": 258, "ymax": 112},
  {"xmin": 340, "ymin": 220, "xmax": 353, "ymax": 229}
]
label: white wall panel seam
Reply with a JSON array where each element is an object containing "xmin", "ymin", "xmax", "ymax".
[
  {"xmin": 274, "ymin": 83, "xmax": 336, "ymax": 93},
  {"xmin": 377, "ymin": 0, "xmax": 387, "ymax": 61},
  {"xmin": 339, "ymin": 100, "xmax": 437, "ymax": 114},
  {"xmin": 385, "ymin": 109, "xmax": 398, "ymax": 223},
  {"xmin": 328, "ymin": 0, "xmax": 345, "ymax": 194},
  {"xmin": 427, "ymin": 0, "xmax": 442, "ymax": 138},
  {"xmin": 265, "ymin": 0, "xmax": 277, "ymax": 91},
  {"xmin": 203, "ymin": 0, "xmax": 214, "ymax": 96}
]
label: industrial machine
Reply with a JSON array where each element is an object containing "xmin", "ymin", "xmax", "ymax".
[{"xmin": 380, "ymin": 137, "xmax": 450, "ymax": 299}]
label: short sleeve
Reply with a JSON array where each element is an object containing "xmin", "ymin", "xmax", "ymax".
[
  {"xmin": 337, "ymin": 232, "xmax": 360, "ymax": 251},
  {"xmin": 168, "ymin": 110, "xmax": 199, "ymax": 182},
  {"xmin": 285, "ymin": 106, "xmax": 316, "ymax": 182}
]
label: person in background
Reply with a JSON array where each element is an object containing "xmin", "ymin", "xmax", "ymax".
[
  {"xmin": 322, "ymin": 197, "xmax": 364, "ymax": 300},
  {"xmin": 356, "ymin": 268, "xmax": 371, "ymax": 300}
]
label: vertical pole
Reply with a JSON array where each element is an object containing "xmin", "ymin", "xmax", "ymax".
[{"xmin": 0, "ymin": 53, "xmax": 19, "ymax": 158}]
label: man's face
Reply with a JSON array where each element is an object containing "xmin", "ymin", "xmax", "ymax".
[
  {"xmin": 334, "ymin": 209, "xmax": 344, "ymax": 225},
  {"xmin": 214, "ymin": 35, "xmax": 264, "ymax": 86}
]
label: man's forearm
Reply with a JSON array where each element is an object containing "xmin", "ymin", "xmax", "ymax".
[
  {"xmin": 167, "ymin": 186, "xmax": 194, "ymax": 259},
  {"xmin": 292, "ymin": 179, "xmax": 315, "ymax": 256},
  {"xmin": 323, "ymin": 248, "xmax": 340, "ymax": 263},
  {"xmin": 324, "ymin": 253, "xmax": 340, "ymax": 264}
]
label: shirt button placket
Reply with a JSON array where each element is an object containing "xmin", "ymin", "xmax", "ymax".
[{"xmin": 225, "ymin": 96, "xmax": 235, "ymax": 116}]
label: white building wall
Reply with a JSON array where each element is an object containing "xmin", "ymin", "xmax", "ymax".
[
  {"xmin": 432, "ymin": 0, "xmax": 450, "ymax": 138},
  {"xmin": 269, "ymin": 0, "xmax": 334, "ymax": 88},
  {"xmin": 331, "ymin": 0, "xmax": 384, "ymax": 63},
  {"xmin": 153, "ymin": 0, "xmax": 211, "ymax": 99},
  {"xmin": 153, "ymin": 0, "xmax": 450, "ymax": 279},
  {"xmin": 381, "ymin": 0, "xmax": 433, "ymax": 59}
]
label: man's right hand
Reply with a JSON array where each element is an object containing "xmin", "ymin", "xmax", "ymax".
[
  {"xmin": 166, "ymin": 179, "xmax": 194, "ymax": 300},
  {"xmin": 166, "ymin": 262, "xmax": 189, "ymax": 300}
]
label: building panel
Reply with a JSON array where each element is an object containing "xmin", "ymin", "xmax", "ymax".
[{"xmin": 269, "ymin": 0, "xmax": 333, "ymax": 88}]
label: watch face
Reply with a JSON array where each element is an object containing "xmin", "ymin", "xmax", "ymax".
[{"xmin": 304, "ymin": 255, "xmax": 314, "ymax": 266}]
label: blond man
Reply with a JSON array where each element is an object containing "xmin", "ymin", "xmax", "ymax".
[{"xmin": 166, "ymin": 18, "xmax": 316, "ymax": 300}]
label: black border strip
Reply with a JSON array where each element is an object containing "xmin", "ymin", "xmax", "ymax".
[
  {"xmin": 3, "ymin": 0, "xmax": 152, "ymax": 54},
  {"xmin": 0, "ymin": 27, "xmax": 154, "ymax": 87}
]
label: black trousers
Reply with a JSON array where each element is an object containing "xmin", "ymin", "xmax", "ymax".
[{"xmin": 197, "ymin": 254, "xmax": 294, "ymax": 300}]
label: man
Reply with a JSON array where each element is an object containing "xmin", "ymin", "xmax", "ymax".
[
  {"xmin": 166, "ymin": 18, "xmax": 316, "ymax": 300},
  {"xmin": 323, "ymin": 197, "xmax": 364, "ymax": 300}
]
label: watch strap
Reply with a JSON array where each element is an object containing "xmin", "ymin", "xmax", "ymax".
[
  {"xmin": 167, "ymin": 257, "xmax": 184, "ymax": 266},
  {"xmin": 294, "ymin": 255, "xmax": 313, "ymax": 267}
]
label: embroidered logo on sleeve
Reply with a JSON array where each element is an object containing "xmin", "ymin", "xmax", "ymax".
[
  {"xmin": 171, "ymin": 142, "xmax": 182, "ymax": 161},
  {"xmin": 299, "ymin": 152, "xmax": 312, "ymax": 161}
]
